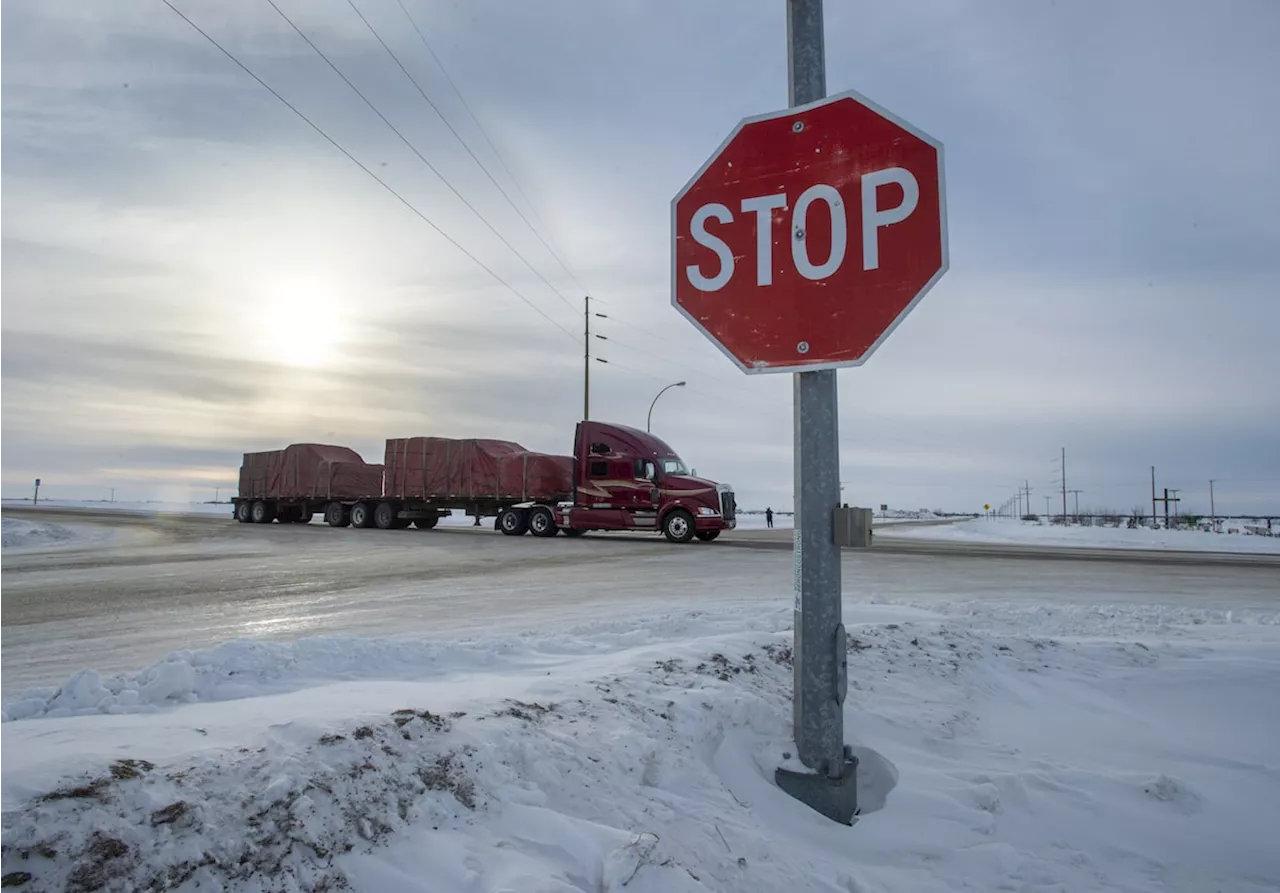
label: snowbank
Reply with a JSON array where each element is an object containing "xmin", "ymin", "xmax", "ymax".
[
  {"xmin": 1, "ymin": 518, "xmax": 96, "ymax": 551},
  {"xmin": 878, "ymin": 516, "xmax": 1280, "ymax": 553},
  {"xmin": 3, "ymin": 600, "xmax": 1278, "ymax": 892}
]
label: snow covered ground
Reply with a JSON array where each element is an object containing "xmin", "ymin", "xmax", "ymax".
[
  {"xmin": 4, "ymin": 594, "xmax": 1278, "ymax": 892},
  {"xmin": 1, "ymin": 517, "xmax": 108, "ymax": 552},
  {"xmin": 2, "ymin": 499, "xmax": 233, "ymax": 518},
  {"xmin": 878, "ymin": 516, "xmax": 1280, "ymax": 553}
]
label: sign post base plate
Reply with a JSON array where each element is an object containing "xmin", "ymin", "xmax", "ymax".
[{"xmin": 775, "ymin": 755, "xmax": 860, "ymax": 825}]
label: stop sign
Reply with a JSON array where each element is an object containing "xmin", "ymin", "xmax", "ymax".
[{"xmin": 672, "ymin": 89, "xmax": 947, "ymax": 373}]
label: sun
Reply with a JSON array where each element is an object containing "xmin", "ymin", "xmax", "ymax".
[{"xmin": 258, "ymin": 276, "xmax": 346, "ymax": 368}]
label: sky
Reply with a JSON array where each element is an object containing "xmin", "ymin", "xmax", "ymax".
[{"xmin": 3, "ymin": 0, "xmax": 1278, "ymax": 516}]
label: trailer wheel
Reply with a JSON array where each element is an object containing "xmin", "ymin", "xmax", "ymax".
[
  {"xmin": 235, "ymin": 501, "xmax": 252, "ymax": 524},
  {"xmin": 350, "ymin": 502, "xmax": 374, "ymax": 529},
  {"xmin": 325, "ymin": 502, "xmax": 351, "ymax": 528},
  {"xmin": 662, "ymin": 509, "xmax": 695, "ymax": 544},
  {"xmin": 562, "ymin": 528, "xmax": 586, "ymax": 538},
  {"xmin": 528, "ymin": 506, "xmax": 558, "ymax": 538},
  {"xmin": 374, "ymin": 502, "xmax": 399, "ymax": 530},
  {"xmin": 413, "ymin": 515, "xmax": 439, "ymax": 530},
  {"xmin": 695, "ymin": 530, "xmax": 721, "ymax": 542},
  {"xmin": 498, "ymin": 507, "xmax": 528, "ymax": 536},
  {"xmin": 251, "ymin": 500, "xmax": 276, "ymax": 524}
]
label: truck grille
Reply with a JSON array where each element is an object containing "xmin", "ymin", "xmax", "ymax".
[{"xmin": 720, "ymin": 490, "xmax": 736, "ymax": 522}]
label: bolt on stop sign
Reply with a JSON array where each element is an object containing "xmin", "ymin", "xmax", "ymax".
[{"xmin": 672, "ymin": 89, "xmax": 947, "ymax": 373}]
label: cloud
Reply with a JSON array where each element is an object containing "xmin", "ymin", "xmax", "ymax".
[{"xmin": 2, "ymin": 0, "xmax": 1277, "ymax": 516}]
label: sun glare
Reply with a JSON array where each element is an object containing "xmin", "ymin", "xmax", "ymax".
[{"xmin": 259, "ymin": 276, "xmax": 346, "ymax": 368}]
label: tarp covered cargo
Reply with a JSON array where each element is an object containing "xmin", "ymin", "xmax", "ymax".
[
  {"xmin": 238, "ymin": 444, "xmax": 384, "ymax": 501},
  {"xmin": 384, "ymin": 437, "xmax": 573, "ymax": 502}
]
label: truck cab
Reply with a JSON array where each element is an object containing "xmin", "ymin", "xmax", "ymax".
[{"xmin": 559, "ymin": 421, "xmax": 736, "ymax": 542}]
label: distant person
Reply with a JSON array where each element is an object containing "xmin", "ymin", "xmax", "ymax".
[{"xmin": 765, "ymin": 507, "xmax": 774, "ymax": 529}]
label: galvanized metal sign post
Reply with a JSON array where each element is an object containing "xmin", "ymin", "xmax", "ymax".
[{"xmin": 671, "ymin": 0, "xmax": 948, "ymax": 824}]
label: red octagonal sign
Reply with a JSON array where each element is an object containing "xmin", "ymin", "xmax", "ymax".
[{"xmin": 672, "ymin": 89, "xmax": 947, "ymax": 373}]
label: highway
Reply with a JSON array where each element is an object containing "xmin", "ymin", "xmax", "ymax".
[{"xmin": 4, "ymin": 506, "xmax": 1278, "ymax": 697}]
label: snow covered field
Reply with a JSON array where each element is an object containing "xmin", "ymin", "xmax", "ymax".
[
  {"xmin": 4, "ymin": 594, "xmax": 1278, "ymax": 892},
  {"xmin": 879, "ymin": 516, "xmax": 1280, "ymax": 554},
  {"xmin": 1, "ymin": 517, "xmax": 108, "ymax": 552},
  {"xmin": 2, "ymin": 499, "xmax": 233, "ymax": 518}
]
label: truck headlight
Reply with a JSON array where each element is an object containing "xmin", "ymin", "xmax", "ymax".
[{"xmin": 698, "ymin": 506, "xmax": 718, "ymax": 516}]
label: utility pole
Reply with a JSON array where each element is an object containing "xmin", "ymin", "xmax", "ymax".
[
  {"xmin": 583, "ymin": 296, "xmax": 609, "ymax": 421},
  {"xmin": 111, "ymin": 488, "xmax": 117, "ymax": 503},
  {"xmin": 1060, "ymin": 447, "xmax": 1067, "ymax": 522},
  {"xmin": 1151, "ymin": 466, "xmax": 1157, "ymax": 529},
  {"xmin": 772, "ymin": 0, "xmax": 857, "ymax": 826},
  {"xmin": 1045, "ymin": 495, "xmax": 1052, "ymax": 517},
  {"xmin": 1169, "ymin": 488, "xmax": 1181, "ymax": 527},
  {"xmin": 584, "ymin": 296, "xmax": 591, "ymax": 421},
  {"xmin": 1068, "ymin": 489, "xmax": 1083, "ymax": 518},
  {"xmin": 1025, "ymin": 480, "xmax": 1031, "ymax": 519},
  {"xmin": 1209, "ymin": 479, "xmax": 1216, "ymax": 532}
]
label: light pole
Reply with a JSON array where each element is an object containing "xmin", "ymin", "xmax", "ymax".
[{"xmin": 646, "ymin": 381, "xmax": 686, "ymax": 432}]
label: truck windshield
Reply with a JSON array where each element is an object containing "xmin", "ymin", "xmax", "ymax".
[{"xmin": 659, "ymin": 457, "xmax": 689, "ymax": 475}]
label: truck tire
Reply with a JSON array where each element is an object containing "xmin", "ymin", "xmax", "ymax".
[
  {"xmin": 325, "ymin": 502, "xmax": 351, "ymax": 528},
  {"xmin": 695, "ymin": 530, "xmax": 721, "ymax": 542},
  {"xmin": 413, "ymin": 515, "xmax": 439, "ymax": 530},
  {"xmin": 528, "ymin": 506, "xmax": 558, "ymax": 538},
  {"xmin": 350, "ymin": 502, "xmax": 374, "ymax": 529},
  {"xmin": 497, "ymin": 507, "xmax": 528, "ymax": 536},
  {"xmin": 662, "ymin": 509, "xmax": 695, "ymax": 544},
  {"xmin": 235, "ymin": 501, "xmax": 252, "ymax": 524},
  {"xmin": 251, "ymin": 500, "xmax": 276, "ymax": 524},
  {"xmin": 374, "ymin": 502, "xmax": 399, "ymax": 530}
]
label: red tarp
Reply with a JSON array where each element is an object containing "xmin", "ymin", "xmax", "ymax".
[
  {"xmin": 384, "ymin": 437, "xmax": 573, "ymax": 502},
  {"xmin": 238, "ymin": 444, "xmax": 383, "ymax": 501}
]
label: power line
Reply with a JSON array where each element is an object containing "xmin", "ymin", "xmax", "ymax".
[
  {"xmin": 160, "ymin": 0, "xmax": 578, "ymax": 342},
  {"xmin": 268, "ymin": 0, "xmax": 579, "ymax": 333},
  {"xmin": 392, "ymin": 0, "xmax": 590, "ymax": 300},
  {"xmin": 343, "ymin": 0, "xmax": 582, "ymax": 318}
]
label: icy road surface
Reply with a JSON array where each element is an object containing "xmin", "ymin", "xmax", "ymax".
[{"xmin": 3, "ymin": 507, "xmax": 1277, "ymax": 699}]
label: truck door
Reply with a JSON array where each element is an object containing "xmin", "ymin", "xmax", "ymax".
[{"xmin": 631, "ymin": 459, "xmax": 659, "ymax": 511}]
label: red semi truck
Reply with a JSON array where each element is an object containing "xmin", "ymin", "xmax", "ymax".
[{"xmin": 232, "ymin": 421, "xmax": 736, "ymax": 543}]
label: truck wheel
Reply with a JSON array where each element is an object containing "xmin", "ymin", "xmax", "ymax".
[
  {"xmin": 662, "ymin": 509, "xmax": 695, "ymax": 544},
  {"xmin": 350, "ymin": 502, "xmax": 374, "ymax": 529},
  {"xmin": 251, "ymin": 500, "xmax": 276, "ymax": 524},
  {"xmin": 414, "ymin": 515, "xmax": 439, "ymax": 530},
  {"xmin": 562, "ymin": 528, "xmax": 586, "ymax": 538},
  {"xmin": 235, "ymin": 502, "xmax": 252, "ymax": 524},
  {"xmin": 374, "ymin": 502, "xmax": 399, "ymax": 530},
  {"xmin": 498, "ymin": 507, "xmax": 528, "ymax": 536},
  {"xmin": 695, "ymin": 530, "xmax": 721, "ymax": 542},
  {"xmin": 528, "ymin": 506, "xmax": 558, "ymax": 538},
  {"xmin": 325, "ymin": 502, "xmax": 351, "ymax": 528}
]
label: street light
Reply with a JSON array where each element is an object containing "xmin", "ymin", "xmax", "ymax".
[{"xmin": 646, "ymin": 381, "xmax": 687, "ymax": 432}]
